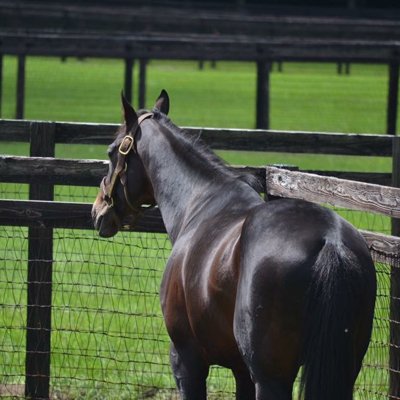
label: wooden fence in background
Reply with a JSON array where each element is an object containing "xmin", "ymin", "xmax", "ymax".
[
  {"xmin": 1, "ymin": 0, "xmax": 400, "ymax": 132},
  {"xmin": 2, "ymin": 1, "xmax": 400, "ymax": 40},
  {"xmin": 1, "ymin": 33, "xmax": 400, "ymax": 132},
  {"xmin": 1, "ymin": 119, "xmax": 400, "ymax": 398}
]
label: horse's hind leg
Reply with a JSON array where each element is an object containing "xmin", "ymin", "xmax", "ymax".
[
  {"xmin": 170, "ymin": 342, "xmax": 209, "ymax": 400},
  {"xmin": 234, "ymin": 266, "xmax": 303, "ymax": 399},
  {"xmin": 254, "ymin": 380, "xmax": 293, "ymax": 400},
  {"xmin": 234, "ymin": 310, "xmax": 300, "ymax": 400},
  {"xmin": 233, "ymin": 369, "xmax": 256, "ymax": 400}
]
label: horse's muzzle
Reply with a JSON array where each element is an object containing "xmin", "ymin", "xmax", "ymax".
[{"xmin": 92, "ymin": 201, "xmax": 120, "ymax": 238}]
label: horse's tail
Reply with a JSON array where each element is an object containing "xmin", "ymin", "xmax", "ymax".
[{"xmin": 300, "ymin": 239, "xmax": 375, "ymax": 400}]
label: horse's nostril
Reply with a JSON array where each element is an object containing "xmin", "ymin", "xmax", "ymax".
[{"xmin": 94, "ymin": 215, "xmax": 103, "ymax": 231}]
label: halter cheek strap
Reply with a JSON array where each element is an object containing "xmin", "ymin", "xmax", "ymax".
[{"xmin": 103, "ymin": 112, "xmax": 153, "ymax": 211}]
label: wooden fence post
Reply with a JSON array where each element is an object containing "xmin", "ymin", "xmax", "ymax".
[
  {"xmin": 25, "ymin": 122, "xmax": 55, "ymax": 400},
  {"xmin": 124, "ymin": 58, "xmax": 134, "ymax": 105},
  {"xmin": 387, "ymin": 61, "xmax": 399, "ymax": 136},
  {"xmin": 138, "ymin": 59, "xmax": 147, "ymax": 109},
  {"xmin": 390, "ymin": 135, "xmax": 400, "ymax": 398},
  {"xmin": 337, "ymin": 62, "xmax": 351, "ymax": 75},
  {"xmin": 16, "ymin": 54, "xmax": 26, "ymax": 120},
  {"xmin": 256, "ymin": 60, "xmax": 271, "ymax": 129},
  {"xmin": 0, "ymin": 54, "xmax": 3, "ymax": 118}
]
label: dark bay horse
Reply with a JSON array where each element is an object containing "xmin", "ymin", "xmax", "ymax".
[{"xmin": 92, "ymin": 90, "xmax": 376, "ymax": 400}]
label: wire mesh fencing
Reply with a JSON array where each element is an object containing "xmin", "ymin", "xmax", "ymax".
[
  {"xmin": 356, "ymin": 250, "xmax": 398, "ymax": 400},
  {"xmin": 0, "ymin": 218, "xmax": 398, "ymax": 399},
  {"xmin": 0, "ymin": 226, "xmax": 238, "ymax": 399}
]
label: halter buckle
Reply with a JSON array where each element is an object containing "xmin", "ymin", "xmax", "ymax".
[{"xmin": 119, "ymin": 135, "xmax": 134, "ymax": 155}]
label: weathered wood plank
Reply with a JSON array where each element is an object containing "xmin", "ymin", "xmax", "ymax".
[
  {"xmin": 193, "ymin": 128, "xmax": 393, "ymax": 156},
  {"xmin": 305, "ymin": 170, "xmax": 392, "ymax": 186},
  {"xmin": 52, "ymin": 122, "xmax": 396, "ymax": 156},
  {"xmin": 0, "ymin": 156, "xmax": 108, "ymax": 186},
  {"xmin": 0, "ymin": 119, "xmax": 31, "ymax": 141},
  {"xmin": 0, "ymin": 119, "xmax": 394, "ymax": 156},
  {"xmin": 265, "ymin": 166, "xmax": 400, "ymax": 218},
  {"xmin": 1, "ymin": 155, "xmax": 393, "ymax": 189},
  {"xmin": 0, "ymin": 199, "xmax": 166, "ymax": 233},
  {"xmin": 0, "ymin": 156, "xmax": 265, "ymax": 187},
  {"xmin": 0, "ymin": 156, "xmax": 392, "ymax": 188},
  {"xmin": 0, "ymin": 119, "xmax": 116, "ymax": 142},
  {"xmin": 361, "ymin": 230, "xmax": 400, "ymax": 261}
]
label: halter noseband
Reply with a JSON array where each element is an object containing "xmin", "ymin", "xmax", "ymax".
[{"xmin": 102, "ymin": 112, "xmax": 153, "ymax": 212}]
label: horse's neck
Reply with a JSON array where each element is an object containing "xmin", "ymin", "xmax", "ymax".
[{"xmin": 138, "ymin": 122, "xmax": 241, "ymax": 242}]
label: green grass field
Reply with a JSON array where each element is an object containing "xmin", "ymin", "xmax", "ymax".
[
  {"xmin": 0, "ymin": 57, "xmax": 391, "ymax": 132},
  {"xmin": 0, "ymin": 57, "xmax": 397, "ymax": 399}
]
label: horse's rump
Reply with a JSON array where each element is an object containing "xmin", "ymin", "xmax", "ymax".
[{"xmin": 233, "ymin": 199, "xmax": 376, "ymax": 399}]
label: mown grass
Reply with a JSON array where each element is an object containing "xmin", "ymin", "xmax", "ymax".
[
  {"xmin": 0, "ymin": 57, "xmax": 392, "ymax": 131},
  {"xmin": 0, "ymin": 57, "xmax": 397, "ymax": 398}
]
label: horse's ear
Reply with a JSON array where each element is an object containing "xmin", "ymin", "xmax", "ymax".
[
  {"xmin": 154, "ymin": 89, "xmax": 169, "ymax": 115},
  {"xmin": 121, "ymin": 92, "xmax": 138, "ymax": 131}
]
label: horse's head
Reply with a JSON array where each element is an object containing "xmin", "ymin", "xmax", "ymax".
[{"xmin": 92, "ymin": 90, "xmax": 169, "ymax": 237}]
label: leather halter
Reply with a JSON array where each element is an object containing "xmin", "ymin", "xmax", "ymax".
[{"xmin": 102, "ymin": 112, "xmax": 153, "ymax": 212}]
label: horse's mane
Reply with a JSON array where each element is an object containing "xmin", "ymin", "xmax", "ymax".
[
  {"xmin": 150, "ymin": 110, "xmax": 264, "ymax": 193},
  {"xmin": 115, "ymin": 109, "xmax": 264, "ymax": 193}
]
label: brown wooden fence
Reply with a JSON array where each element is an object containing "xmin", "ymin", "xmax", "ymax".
[
  {"xmin": 1, "ymin": 119, "xmax": 400, "ymax": 399},
  {"xmin": 2, "ymin": 1, "xmax": 400, "ymax": 40}
]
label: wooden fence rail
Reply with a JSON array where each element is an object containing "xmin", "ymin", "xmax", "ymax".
[
  {"xmin": 0, "ymin": 155, "xmax": 392, "ymax": 186},
  {"xmin": 0, "ymin": 119, "xmax": 394, "ymax": 155},
  {"xmin": 266, "ymin": 166, "xmax": 400, "ymax": 217}
]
